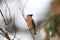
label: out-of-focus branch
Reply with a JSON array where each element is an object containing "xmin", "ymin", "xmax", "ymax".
[
  {"xmin": 19, "ymin": 7, "xmax": 25, "ymax": 19},
  {"xmin": 0, "ymin": 27, "xmax": 11, "ymax": 40},
  {"xmin": 0, "ymin": 33, "xmax": 5, "ymax": 37},
  {"xmin": 4, "ymin": 0, "xmax": 12, "ymax": 25},
  {"xmin": 19, "ymin": 0, "xmax": 28, "ymax": 19},
  {"xmin": 0, "ymin": 10, "xmax": 19, "ymax": 40},
  {"xmin": 0, "ymin": 24, "xmax": 19, "ymax": 40},
  {"xmin": 4, "ymin": 0, "xmax": 17, "ymax": 39},
  {"xmin": 0, "ymin": 10, "xmax": 7, "ymax": 25}
]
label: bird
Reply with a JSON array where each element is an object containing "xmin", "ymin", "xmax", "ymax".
[{"xmin": 25, "ymin": 14, "xmax": 36, "ymax": 40}]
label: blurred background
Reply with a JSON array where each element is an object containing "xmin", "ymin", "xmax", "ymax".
[{"xmin": 0, "ymin": 0, "xmax": 60, "ymax": 40}]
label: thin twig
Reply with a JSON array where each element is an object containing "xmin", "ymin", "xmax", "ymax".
[
  {"xmin": 4, "ymin": 0, "xmax": 12, "ymax": 25},
  {"xmin": 29, "ymin": 29, "xmax": 35, "ymax": 40},
  {"xmin": 0, "ymin": 33, "xmax": 5, "ymax": 37},
  {"xmin": 0, "ymin": 24, "xmax": 19, "ymax": 40},
  {"xmin": 0, "ymin": 27, "xmax": 11, "ymax": 40},
  {"xmin": 19, "ymin": 8, "xmax": 25, "ymax": 19},
  {"xmin": 19, "ymin": 4, "xmax": 36, "ymax": 40},
  {"xmin": 0, "ymin": 10, "xmax": 7, "ymax": 25},
  {"xmin": 0, "ymin": 10, "xmax": 19, "ymax": 40},
  {"xmin": 19, "ymin": 0, "xmax": 28, "ymax": 19}
]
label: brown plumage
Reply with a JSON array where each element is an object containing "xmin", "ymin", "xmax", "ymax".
[{"xmin": 26, "ymin": 14, "xmax": 36, "ymax": 40}]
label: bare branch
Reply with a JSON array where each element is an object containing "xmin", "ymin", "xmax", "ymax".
[
  {"xmin": 19, "ymin": 8, "xmax": 25, "ymax": 19},
  {"xmin": 0, "ymin": 27, "xmax": 11, "ymax": 40},
  {"xmin": 0, "ymin": 10, "xmax": 7, "ymax": 25},
  {"xmin": 0, "ymin": 25, "xmax": 19, "ymax": 40},
  {"xmin": 4, "ymin": 0, "xmax": 12, "ymax": 25},
  {"xmin": 0, "ymin": 0, "xmax": 20, "ymax": 40},
  {"xmin": 0, "ymin": 24, "xmax": 19, "ymax": 40},
  {"xmin": 19, "ymin": 1, "xmax": 36, "ymax": 39},
  {"xmin": 0, "ymin": 33, "xmax": 5, "ymax": 37},
  {"xmin": 19, "ymin": 0, "xmax": 28, "ymax": 19}
]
